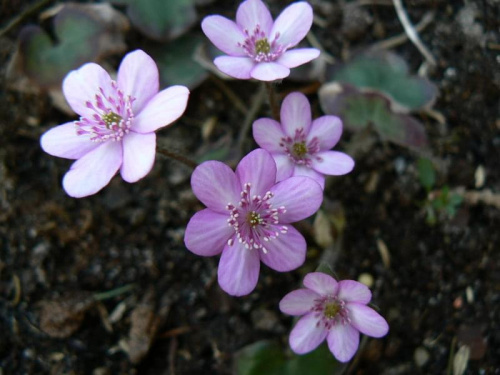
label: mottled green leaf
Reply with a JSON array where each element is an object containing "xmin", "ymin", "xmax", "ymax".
[{"xmin": 417, "ymin": 158, "xmax": 436, "ymax": 191}]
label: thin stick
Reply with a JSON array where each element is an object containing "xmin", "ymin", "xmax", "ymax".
[
  {"xmin": 392, "ymin": 0, "xmax": 437, "ymax": 66},
  {"xmin": 93, "ymin": 284, "xmax": 135, "ymax": 301},
  {"xmin": 236, "ymin": 84, "xmax": 265, "ymax": 155},
  {"xmin": 264, "ymin": 82, "xmax": 280, "ymax": 121},
  {"xmin": 209, "ymin": 76, "xmax": 247, "ymax": 115},
  {"xmin": 0, "ymin": 0, "xmax": 54, "ymax": 37},
  {"xmin": 157, "ymin": 148, "xmax": 198, "ymax": 170}
]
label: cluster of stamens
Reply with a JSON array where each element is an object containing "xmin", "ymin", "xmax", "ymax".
[
  {"xmin": 226, "ymin": 183, "xmax": 287, "ymax": 254},
  {"xmin": 75, "ymin": 80, "xmax": 135, "ymax": 143},
  {"xmin": 312, "ymin": 295, "xmax": 350, "ymax": 330},
  {"xmin": 239, "ymin": 25, "xmax": 286, "ymax": 62},
  {"xmin": 280, "ymin": 128, "xmax": 321, "ymax": 166}
]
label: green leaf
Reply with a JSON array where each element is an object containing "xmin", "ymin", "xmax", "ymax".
[
  {"xmin": 417, "ymin": 158, "xmax": 436, "ymax": 191},
  {"xmin": 285, "ymin": 344, "xmax": 340, "ymax": 375},
  {"xmin": 149, "ymin": 33, "xmax": 208, "ymax": 89},
  {"xmin": 19, "ymin": 8, "xmax": 102, "ymax": 88},
  {"xmin": 315, "ymin": 263, "xmax": 335, "ymax": 277},
  {"xmin": 111, "ymin": 0, "xmax": 197, "ymax": 41}
]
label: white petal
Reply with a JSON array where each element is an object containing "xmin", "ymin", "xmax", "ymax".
[
  {"xmin": 40, "ymin": 122, "xmax": 99, "ymax": 160},
  {"xmin": 120, "ymin": 132, "xmax": 156, "ymax": 183}
]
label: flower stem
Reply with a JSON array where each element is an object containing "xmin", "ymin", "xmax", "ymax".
[
  {"xmin": 264, "ymin": 82, "xmax": 280, "ymax": 121},
  {"xmin": 93, "ymin": 284, "xmax": 135, "ymax": 301},
  {"xmin": 157, "ymin": 147, "xmax": 198, "ymax": 169}
]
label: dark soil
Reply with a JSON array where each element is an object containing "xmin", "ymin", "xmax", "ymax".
[{"xmin": 1, "ymin": 0, "xmax": 499, "ymax": 374}]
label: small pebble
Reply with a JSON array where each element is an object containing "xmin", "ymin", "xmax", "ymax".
[
  {"xmin": 414, "ymin": 347, "xmax": 430, "ymax": 367},
  {"xmin": 358, "ymin": 273, "xmax": 374, "ymax": 288}
]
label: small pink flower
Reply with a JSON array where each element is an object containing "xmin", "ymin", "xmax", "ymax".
[
  {"xmin": 201, "ymin": 0, "xmax": 320, "ymax": 81},
  {"xmin": 280, "ymin": 272, "xmax": 389, "ymax": 362},
  {"xmin": 184, "ymin": 149, "xmax": 323, "ymax": 296},
  {"xmin": 253, "ymin": 92, "xmax": 354, "ymax": 189},
  {"xmin": 40, "ymin": 50, "xmax": 190, "ymax": 198}
]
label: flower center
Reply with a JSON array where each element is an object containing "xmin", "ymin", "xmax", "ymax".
[
  {"xmin": 75, "ymin": 80, "xmax": 135, "ymax": 143},
  {"xmin": 239, "ymin": 25, "xmax": 286, "ymax": 63},
  {"xmin": 312, "ymin": 296, "xmax": 350, "ymax": 330},
  {"xmin": 255, "ymin": 38, "xmax": 271, "ymax": 55},
  {"xmin": 324, "ymin": 302, "xmax": 341, "ymax": 319},
  {"xmin": 280, "ymin": 128, "xmax": 321, "ymax": 167},
  {"xmin": 226, "ymin": 182, "xmax": 287, "ymax": 253}
]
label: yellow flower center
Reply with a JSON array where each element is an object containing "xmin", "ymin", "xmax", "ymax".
[
  {"xmin": 324, "ymin": 302, "xmax": 341, "ymax": 319},
  {"xmin": 102, "ymin": 112, "xmax": 123, "ymax": 129},
  {"xmin": 292, "ymin": 142, "xmax": 308, "ymax": 158},
  {"xmin": 247, "ymin": 211, "xmax": 263, "ymax": 227},
  {"xmin": 255, "ymin": 38, "xmax": 271, "ymax": 55}
]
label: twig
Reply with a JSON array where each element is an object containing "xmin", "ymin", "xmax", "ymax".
[
  {"xmin": 168, "ymin": 337, "xmax": 178, "ymax": 375},
  {"xmin": 306, "ymin": 32, "xmax": 335, "ymax": 64},
  {"xmin": 236, "ymin": 84, "xmax": 265, "ymax": 155},
  {"xmin": 209, "ymin": 76, "xmax": 247, "ymax": 115},
  {"xmin": 0, "ymin": 0, "xmax": 54, "ymax": 37},
  {"xmin": 264, "ymin": 82, "xmax": 280, "ymax": 121},
  {"xmin": 93, "ymin": 284, "xmax": 135, "ymax": 301},
  {"xmin": 157, "ymin": 148, "xmax": 198, "ymax": 170},
  {"xmin": 392, "ymin": 0, "xmax": 437, "ymax": 66}
]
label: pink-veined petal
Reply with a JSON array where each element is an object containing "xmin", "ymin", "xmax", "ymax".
[
  {"xmin": 252, "ymin": 118, "xmax": 284, "ymax": 153},
  {"xmin": 279, "ymin": 288, "xmax": 320, "ymax": 316},
  {"xmin": 273, "ymin": 153, "xmax": 294, "ymax": 182},
  {"xmin": 347, "ymin": 303, "xmax": 389, "ymax": 338},
  {"xmin": 201, "ymin": 16, "xmax": 246, "ymax": 56},
  {"xmin": 280, "ymin": 92, "xmax": 312, "ymax": 136},
  {"xmin": 185, "ymin": 209, "xmax": 233, "ymax": 257},
  {"xmin": 236, "ymin": 149, "xmax": 276, "ymax": 196},
  {"xmin": 62, "ymin": 63, "xmax": 112, "ymax": 117},
  {"xmin": 214, "ymin": 56, "xmax": 255, "ymax": 79},
  {"xmin": 250, "ymin": 62, "xmax": 290, "ymax": 81},
  {"xmin": 218, "ymin": 242, "xmax": 261, "ymax": 296},
  {"xmin": 327, "ymin": 323, "xmax": 360, "ymax": 362},
  {"xmin": 117, "ymin": 50, "xmax": 159, "ymax": 113},
  {"xmin": 62, "ymin": 141, "xmax": 122, "ymax": 198},
  {"xmin": 260, "ymin": 225, "xmax": 306, "ymax": 271},
  {"xmin": 338, "ymin": 280, "xmax": 372, "ymax": 304},
  {"xmin": 269, "ymin": 176, "xmax": 323, "ymax": 223},
  {"xmin": 271, "ymin": 2, "xmax": 313, "ymax": 47},
  {"xmin": 289, "ymin": 313, "xmax": 328, "ymax": 354},
  {"xmin": 303, "ymin": 272, "xmax": 339, "ymax": 295},
  {"xmin": 236, "ymin": 0, "xmax": 273, "ymax": 35},
  {"xmin": 133, "ymin": 85, "xmax": 189, "ymax": 133},
  {"xmin": 191, "ymin": 161, "xmax": 241, "ymax": 213},
  {"xmin": 40, "ymin": 122, "xmax": 99, "ymax": 160},
  {"xmin": 291, "ymin": 165, "xmax": 325, "ymax": 190},
  {"xmin": 120, "ymin": 132, "xmax": 156, "ymax": 183},
  {"xmin": 308, "ymin": 115, "xmax": 343, "ymax": 150},
  {"xmin": 276, "ymin": 48, "xmax": 320, "ymax": 68},
  {"xmin": 311, "ymin": 151, "xmax": 354, "ymax": 176}
]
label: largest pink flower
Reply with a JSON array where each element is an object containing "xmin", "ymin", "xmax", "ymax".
[
  {"xmin": 41, "ymin": 50, "xmax": 189, "ymax": 198},
  {"xmin": 202, "ymin": 0, "xmax": 320, "ymax": 81}
]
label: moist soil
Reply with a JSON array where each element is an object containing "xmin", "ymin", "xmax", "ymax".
[{"xmin": 1, "ymin": 0, "xmax": 499, "ymax": 374}]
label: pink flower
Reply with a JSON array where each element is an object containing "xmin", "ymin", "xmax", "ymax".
[
  {"xmin": 201, "ymin": 0, "xmax": 320, "ymax": 81},
  {"xmin": 40, "ymin": 50, "xmax": 190, "ymax": 198},
  {"xmin": 280, "ymin": 272, "xmax": 389, "ymax": 362},
  {"xmin": 253, "ymin": 92, "xmax": 354, "ymax": 189},
  {"xmin": 184, "ymin": 149, "xmax": 323, "ymax": 296}
]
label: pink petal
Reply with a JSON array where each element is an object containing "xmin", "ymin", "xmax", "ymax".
[
  {"xmin": 273, "ymin": 153, "xmax": 294, "ymax": 182},
  {"xmin": 201, "ymin": 16, "xmax": 246, "ymax": 56},
  {"xmin": 269, "ymin": 176, "xmax": 323, "ymax": 223},
  {"xmin": 279, "ymin": 288, "xmax": 319, "ymax": 315},
  {"xmin": 250, "ymin": 62, "xmax": 290, "ymax": 81},
  {"xmin": 276, "ymin": 48, "xmax": 320, "ymax": 68},
  {"xmin": 347, "ymin": 303, "xmax": 389, "ymax": 338},
  {"xmin": 308, "ymin": 115, "xmax": 343, "ymax": 150},
  {"xmin": 327, "ymin": 323, "xmax": 360, "ymax": 362},
  {"xmin": 260, "ymin": 225, "xmax": 306, "ymax": 271},
  {"xmin": 236, "ymin": 0, "xmax": 274, "ymax": 35},
  {"xmin": 311, "ymin": 151, "xmax": 355, "ymax": 176},
  {"xmin": 337, "ymin": 280, "xmax": 372, "ymax": 304},
  {"xmin": 214, "ymin": 56, "xmax": 255, "ymax": 79},
  {"xmin": 40, "ymin": 122, "xmax": 99, "ymax": 160},
  {"xmin": 291, "ymin": 165, "xmax": 325, "ymax": 190},
  {"xmin": 191, "ymin": 161, "xmax": 241, "ymax": 213},
  {"xmin": 303, "ymin": 272, "xmax": 339, "ymax": 295},
  {"xmin": 252, "ymin": 118, "xmax": 284, "ymax": 153},
  {"xmin": 236, "ymin": 149, "xmax": 276, "ymax": 196},
  {"xmin": 133, "ymin": 85, "xmax": 189, "ymax": 133},
  {"xmin": 271, "ymin": 2, "xmax": 313, "ymax": 47},
  {"xmin": 280, "ymin": 92, "xmax": 312, "ymax": 137},
  {"xmin": 62, "ymin": 141, "xmax": 122, "ymax": 198},
  {"xmin": 117, "ymin": 50, "xmax": 159, "ymax": 113},
  {"xmin": 289, "ymin": 313, "xmax": 328, "ymax": 354},
  {"xmin": 120, "ymin": 132, "xmax": 156, "ymax": 183},
  {"xmin": 218, "ymin": 242, "xmax": 261, "ymax": 296},
  {"xmin": 62, "ymin": 63, "xmax": 112, "ymax": 117},
  {"xmin": 185, "ymin": 209, "xmax": 233, "ymax": 256}
]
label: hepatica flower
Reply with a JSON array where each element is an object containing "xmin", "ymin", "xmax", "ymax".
[
  {"xmin": 40, "ymin": 50, "xmax": 189, "ymax": 198},
  {"xmin": 184, "ymin": 149, "xmax": 323, "ymax": 296},
  {"xmin": 280, "ymin": 272, "xmax": 389, "ymax": 362},
  {"xmin": 253, "ymin": 92, "xmax": 354, "ymax": 189},
  {"xmin": 201, "ymin": 0, "xmax": 320, "ymax": 81}
]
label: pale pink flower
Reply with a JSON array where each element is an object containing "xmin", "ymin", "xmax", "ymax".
[
  {"xmin": 280, "ymin": 272, "xmax": 389, "ymax": 362},
  {"xmin": 201, "ymin": 0, "xmax": 320, "ymax": 81},
  {"xmin": 41, "ymin": 50, "xmax": 189, "ymax": 198}
]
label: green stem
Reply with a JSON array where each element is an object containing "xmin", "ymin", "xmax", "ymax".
[
  {"xmin": 93, "ymin": 284, "xmax": 135, "ymax": 301},
  {"xmin": 157, "ymin": 147, "xmax": 198, "ymax": 169},
  {"xmin": 264, "ymin": 82, "xmax": 280, "ymax": 121}
]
